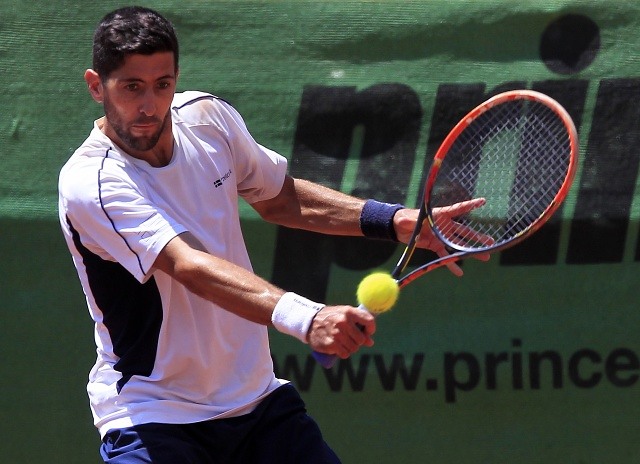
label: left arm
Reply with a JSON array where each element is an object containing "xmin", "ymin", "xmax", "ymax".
[{"xmin": 252, "ymin": 175, "xmax": 488, "ymax": 276}]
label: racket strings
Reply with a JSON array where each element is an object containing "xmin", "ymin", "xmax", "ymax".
[{"xmin": 432, "ymin": 99, "xmax": 572, "ymax": 250}]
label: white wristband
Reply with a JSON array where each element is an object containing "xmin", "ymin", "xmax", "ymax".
[{"xmin": 271, "ymin": 292, "xmax": 325, "ymax": 344}]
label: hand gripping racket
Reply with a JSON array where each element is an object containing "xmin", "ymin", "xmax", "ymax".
[{"xmin": 314, "ymin": 89, "xmax": 579, "ymax": 368}]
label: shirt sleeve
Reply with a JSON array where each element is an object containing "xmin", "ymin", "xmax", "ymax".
[
  {"xmin": 171, "ymin": 93, "xmax": 289, "ymax": 204},
  {"xmin": 216, "ymin": 100, "xmax": 288, "ymax": 204},
  {"xmin": 60, "ymin": 154, "xmax": 187, "ymax": 283}
]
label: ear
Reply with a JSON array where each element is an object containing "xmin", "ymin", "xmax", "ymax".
[{"xmin": 84, "ymin": 69, "xmax": 104, "ymax": 103}]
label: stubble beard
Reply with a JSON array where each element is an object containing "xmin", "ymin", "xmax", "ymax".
[{"xmin": 103, "ymin": 97, "xmax": 170, "ymax": 153}]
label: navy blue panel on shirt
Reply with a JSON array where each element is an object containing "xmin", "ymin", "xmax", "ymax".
[{"xmin": 67, "ymin": 217, "xmax": 163, "ymax": 393}]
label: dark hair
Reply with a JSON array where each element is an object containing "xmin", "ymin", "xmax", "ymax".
[{"xmin": 92, "ymin": 6, "xmax": 179, "ymax": 79}]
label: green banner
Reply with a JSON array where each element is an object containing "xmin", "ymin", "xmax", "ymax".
[{"xmin": 1, "ymin": 1, "xmax": 639, "ymax": 463}]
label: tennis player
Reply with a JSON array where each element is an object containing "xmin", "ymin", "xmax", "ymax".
[{"xmin": 58, "ymin": 6, "xmax": 481, "ymax": 463}]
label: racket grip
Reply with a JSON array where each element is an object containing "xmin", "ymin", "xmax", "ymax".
[
  {"xmin": 312, "ymin": 304, "xmax": 369, "ymax": 369},
  {"xmin": 312, "ymin": 351, "xmax": 338, "ymax": 368}
]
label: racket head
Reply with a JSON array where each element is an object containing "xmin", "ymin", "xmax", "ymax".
[
  {"xmin": 395, "ymin": 90, "xmax": 578, "ymax": 288},
  {"xmin": 425, "ymin": 89, "xmax": 578, "ymax": 253}
]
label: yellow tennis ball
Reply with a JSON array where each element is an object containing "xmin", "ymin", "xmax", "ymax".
[{"xmin": 356, "ymin": 272, "xmax": 399, "ymax": 314}]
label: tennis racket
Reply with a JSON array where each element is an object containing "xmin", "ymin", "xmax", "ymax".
[{"xmin": 314, "ymin": 89, "xmax": 579, "ymax": 368}]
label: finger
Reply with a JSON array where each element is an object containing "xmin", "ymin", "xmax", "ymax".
[
  {"xmin": 344, "ymin": 311, "xmax": 376, "ymax": 348},
  {"xmin": 435, "ymin": 247, "xmax": 464, "ymax": 277},
  {"xmin": 352, "ymin": 311, "xmax": 376, "ymax": 336},
  {"xmin": 436, "ymin": 219, "xmax": 495, "ymax": 247},
  {"xmin": 354, "ymin": 323, "xmax": 375, "ymax": 347},
  {"xmin": 457, "ymin": 223, "xmax": 495, "ymax": 246},
  {"xmin": 454, "ymin": 227, "xmax": 495, "ymax": 248},
  {"xmin": 435, "ymin": 197, "xmax": 486, "ymax": 217},
  {"xmin": 445, "ymin": 261, "xmax": 464, "ymax": 277},
  {"xmin": 334, "ymin": 329, "xmax": 367, "ymax": 358},
  {"xmin": 334, "ymin": 341, "xmax": 352, "ymax": 359}
]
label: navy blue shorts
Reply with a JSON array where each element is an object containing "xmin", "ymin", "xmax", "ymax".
[{"xmin": 99, "ymin": 384, "xmax": 341, "ymax": 463}]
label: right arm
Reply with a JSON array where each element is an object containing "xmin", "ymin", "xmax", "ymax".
[{"xmin": 152, "ymin": 232, "xmax": 376, "ymax": 359}]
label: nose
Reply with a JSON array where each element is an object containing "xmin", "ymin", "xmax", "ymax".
[{"xmin": 139, "ymin": 89, "xmax": 157, "ymax": 116}]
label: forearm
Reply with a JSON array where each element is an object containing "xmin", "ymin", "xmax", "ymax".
[
  {"xmin": 252, "ymin": 176, "xmax": 366, "ymax": 236},
  {"xmin": 161, "ymin": 239, "xmax": 284, "ymax": 325},
  {"xmin": 157, "ymin": 237, "xmax": 282, "ymax": 325},
  {"xmin": 154, "ymin": 233, "xmax": 324, "ymax": 343}
]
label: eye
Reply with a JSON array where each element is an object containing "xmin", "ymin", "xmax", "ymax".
[
  {"xmin": 125, "ymin": 83, "xmax": 139, "ymax": 92},
  {"xmin": 157, "ymin": 81, "xmax": 172, "ymax": 90}
]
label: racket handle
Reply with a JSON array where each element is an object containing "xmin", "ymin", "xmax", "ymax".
[
  {"xmin": 312, "ymin": 351, "xmax": 338, "ymax": 368},
  {"xmin": 312, "ymin": 304, "xmax": 369, "ymax": 369}
]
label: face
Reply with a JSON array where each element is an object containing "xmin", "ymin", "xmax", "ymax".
[{"xmin": 86, "ymin": 52, "xmax": 178, "ymax": 162}]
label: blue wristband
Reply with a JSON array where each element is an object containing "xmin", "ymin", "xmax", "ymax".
[{"xmin": 360, "ymin": 199, "xmax": 405, "ymax": 242}]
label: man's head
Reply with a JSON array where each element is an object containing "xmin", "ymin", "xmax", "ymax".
[
  {"xmin": 85, "ymin": 7, "xmax": 180, "ymax": 163},
  {"xmin": 92, "ymin": 6, "xmax": 179, "ymax": 80}
]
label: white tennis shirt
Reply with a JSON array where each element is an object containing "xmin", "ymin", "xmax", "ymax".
[{"xmin": 58, "ymin": 91, "xmax": 288, "ymax": 437}]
